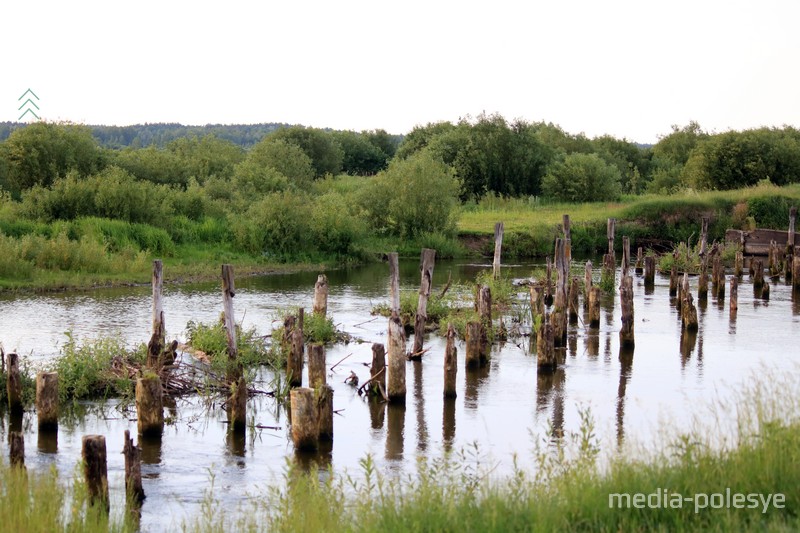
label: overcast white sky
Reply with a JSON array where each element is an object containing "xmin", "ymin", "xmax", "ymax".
[{"xmin": 1, "ymin": 0, "xmax": 798, "ymax": 143}]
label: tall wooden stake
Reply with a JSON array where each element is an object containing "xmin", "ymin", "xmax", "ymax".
[
  {"xmin": 622, "ymin": 236, "xmax": 631, "ymax": 277},
  {"xmin": 387, "ymin": 312, "xmax": 406, "ymax": 402},
  {"xmin": 147, "ymin": 260, "xmax": 164, "ymax": 370},
  {"xmin": 388, "ymin": 252, "xmax": 400, "ymax": 315},
  {"xmin": 583, "ymin": 261, "xmax": 593, "ymax": 308},
  {"xmin": 313, "ymin": 274, "xmax": 328, "ymax": 316},
  {"xmin": 492, "ymin": 222, "xmax": 504, "ymax": 279},
  {"xmin": 619, "ymin": 275, "xmax": 635, "ymax": 349},
  {"xmin": 607, "ymin": 218, "xmax": 616, "ymax": 258},
  {"xmin": 552, "ymin": 238, "xmax": 568, "ymax": 347},
  {"xmin": 36, "ymin": 372, "xmax": 58, "ymax": 430},
  {"xmin": 411, "ymin": 248, "xmax": 436, "ymax": 359},
  {"xmin": 644, "ymin": 256, "xmax": 655, "ymax": 287},
  {"xmin": 729, "ymin": 276, "xmax": 738, "ymax": 314},
  {"xmin": 6, "ymin": 352, "xmax": 22, "ymax": 414},
  {"xmin": 562, "ymin": 214, "xmax": 572, "ymax": 266},
  {"xmin": 443, "ymin": 324, "xmax": 457, "ymax": 398},
  {"xmin": 222, "ymin": 264, "xmax": 246, "ymax": 431}
]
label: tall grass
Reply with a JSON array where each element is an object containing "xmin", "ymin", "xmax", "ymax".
[{"xmin": 182, "ymin": 369, "xmax": 800, "ymax": 532}]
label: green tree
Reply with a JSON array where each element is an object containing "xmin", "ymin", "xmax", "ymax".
[
  {"xmin": 167, "ymin": 135, "xmax": 244, "ymax": 182},
  {"xmin": 268, "ymin": 126, "xmax": 343, "ymax": 177},
  {"xmin": 331, "ymin": 131, "xmax": 388, "ymax": 175},
  {"xmin": 359, "ymin": 151, "xmax": 458, "ymax": 238},
  {"xmin": 240, "ymin": 138, "xmax": 315, "ymax": 185},
  {"xmin": 395, "ymin": 121, "xmax": 456, "ymax": 160},
  {"xmin": 591, "ymin": 135, "xmax": 652, "ymax": 194},
  {"xmin": 1, "ymin": 122, "xmax": 105, "ymax": 193},
  {"xmin": 541, "ymin": 153, "xmax": 622, "ymax": 202},
  {"xmin": 113, "ymin": 146, "xmax": 190, "ymax": 186}
]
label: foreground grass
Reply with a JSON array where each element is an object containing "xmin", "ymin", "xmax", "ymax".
[{"xmin": 188, "ymin": 371, "xmax": 800, "ymax": 532}]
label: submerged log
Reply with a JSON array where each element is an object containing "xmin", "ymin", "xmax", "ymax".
[
  {"xmin": 36, "ymin": 371, "xmax": 58, "ymax": 429},
  {"xmin": 313, "ymin": 274, "xmax": 329, "ymax": 317},
  {"xmin": 411, "ymin": 248, "xmax": 436, "ymax": 359},
  {"xmin": 387, "ymin": 313, "xmax": 406, "ymax": 402},
  {"xmin": 443, "ymin": 324, "xmax": 457, "ymax": 398},
  {"xmin": 493, "ymin": 222, "xmax": 504, "ymax": 279},
  {"xmin": 123, "ymin": 430, "xmax": 145, "ymax": 506},
  {"xmin": 82, "ymin": 435, "xmax": 109, "ymax": 512}
]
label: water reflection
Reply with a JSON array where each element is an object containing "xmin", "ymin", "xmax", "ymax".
[
  {"xmin": 442, "ymin": 398, "xmax": 456, "ymax": 451},
  {"xmin": 385, "ymin": 403, "xmax": 405, "ymax": 460},
  {"xmin": 586, "ymin": 331, "xmax": 599, "ymax": 358},
  {"xmin": 536, "ymin": 367, "xmax": 565, "ymax": 439},
  {"xmin": 37, "ymin": 427, "xmax": 58, "ymax": 454},
  {"xmin": 140, "ymin": 433, "xmax": 163, "ymax": 470},
  {"xmin": 464, "ymin": 364, "xmax": 491, "ymax": 411},
  {"xmin": 227, "ymin": 429, "xmax": 246, "ymax": 461},
  {"xmin": 616, "ymin": 346, "xmax": 634, "ymax": 446},
  {"xmin": 295, "ymin": 441, "xmax": 332, "ymax": 472},
  {"xmin": 368, "ymin": 398, "xmax": 385, "ymax": 430},
  {"xmin": 680, "ymin": 330, "xmax": 698, "ymax": 367}
]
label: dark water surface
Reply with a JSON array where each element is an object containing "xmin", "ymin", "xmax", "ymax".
[{"xmin": 1, "ymin": 259, "xmax": 799, "ymax": 530}]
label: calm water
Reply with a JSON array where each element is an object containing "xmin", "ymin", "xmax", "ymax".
[{"xmin": 1, "ymin": 259, "xmax": 799, "ymax": 530}]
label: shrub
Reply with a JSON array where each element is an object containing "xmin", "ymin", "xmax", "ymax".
[{"xmin": 541, "ymin": 153, "xmax": 622, "ymax": 202}]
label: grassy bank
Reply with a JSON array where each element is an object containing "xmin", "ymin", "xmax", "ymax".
[{"xmin": 459, "ymin": 183, "xmax": 800, "ymax": 258}]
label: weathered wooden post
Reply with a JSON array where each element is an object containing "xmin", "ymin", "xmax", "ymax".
[
  {"xmin": 734, "ymin": 251, "xmax": 743, "ymax": 278},
  {"xmin": 552, "ymin": 238, "xmax": 568, "ymax": 347},
  {"xmin": 289, "ymin": 311, "xmax": 305, "ymax": 388},
  {"xmin": 644, "ymin": 256, "xmax": 656, "ymax": 287},
  {"xmin": 583, "ymin": 261, "xmax": 593, "ymax": 308},
  {"xmin": 568, "ymin": 276, "xmax": 580, "ymax": 323},
  {"xmin": 308, "ymin": 343, "xmax": 326, "ymax": 389},
  {"xmin": 6, "ymin": 352, "xmax": 22, "ymax": 414},
  {"xmin": 136, "ymin": 376, "xmax": 163, "ymax": 437},
  {"xmin": 36, "ymin": 371, "xmax": 58, "ymax": 429},
  {"xmin": 530, "ymin": 283, "xmax": 544, "ymax": 328},
  {"xmin": 387, "ymin": 312, "xmax": 406, "ymax": 402},
  {"xmin": 699, "ymin": 217, "xmax": 709, "ymax": 257},
  {"xmin": 221, "ymin": 264, "xmax": 246, "ymax": 431},
  {"xmin": 536, "ymin": 318, "xmax": 556, "ymax": 370},
  {"xmin": 388, "ymin": 252, "xmax": 400, "ymax": 315},
  {"xmin": 562, "ymin": 214, "xmax": 572, "ymax": 266},
  {"xmin": 753, "ymin": 259, "xmax": 765, "ymax": 289},
  {"xmin": 313, "ymin": 274, "xmax": 328, "ymax": 316},
  {"xmin": 713, "ymin": 255, "xmax": 725, "ymax": 299},
  {"xmin": 762, "ymin": 280, "xmax": 770, "ymax": 300},
  {"xmin": 730, "ymin": 276, "xmax": 738, "ymax": 314},
  {"xmin": 607, "ymin": 218, "xmax": 616, "ymax": 259},
  {"xmin": 290, "ymin": 388, "xmax": 318, "ymax": 451},
  {"xmin": 123, "ymin": 430, "xmax": 145, "ymax": 506},
  {"xmin": 794, "ymin": 249, "xmax": 800, "ymax": 290},
  {"xmin": 545, "ymin": 257, "xmax": 554, "ymax": 306},
  {"xmin": 698, "ymin": 255, "xmax": 709, "ymax": 301},
  {"xmin": 146, "ymin": 260, "xmax": 165, "ymax": 370},
  {"xmin": 622, "ymin": 236, "xmax": 631, "ymax": 277},
  {"xmin": 619, "ymin": 275, "xmax": 635, "ymax": 349},
  {"xmin": 588, "ymin": 286, "xmax": 601, "ymax": 328},
  {"xmin": 478, "ymin": 285, "xmax": 492, "ymax": 331},
  {"xmin": 635, "ymin": 247, "xmax": 644, "ymax": 274},
  {"xmin": 369, "ymin": 343, "xmax": 386, "ymax": 397},
  {"xmin": 681, "ymin": 274, "xmax": 698, "ymax": 332},
  {"xmin": 316, "ymin": 385, "xmax": 334, "ymax": 441},
  {"xmin": 789, "ymin": 206, "xmax": 797, "ymax": 250},
  {"xmin": 669, "ymin": 259, "xmax": 678, "ymax": 297},
  {"xmin": 82, "ymin": 435, "xmax": 109, "ymax": 512},
  {"xmin": 411, "ymin": 248, "xmax": 436, "ymax": 359},
  {"xmin": 465, "ymin": 321, "xmax": 482, "ymax": 369},
  {"xmin": 9, "ymin": 431, "xmax": 24, "ymax": 467},
  {"xmin": 493, "ymin": 222, "xmax": 504, "ymax": 279},
  {"xmin": 443, "ymin": 323, "xmax": 457, "ymax": 398}
]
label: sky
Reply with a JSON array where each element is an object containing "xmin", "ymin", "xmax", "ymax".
[{"xmin": 1, "ymin": 0, "xmax": 799, "ymax": 144}]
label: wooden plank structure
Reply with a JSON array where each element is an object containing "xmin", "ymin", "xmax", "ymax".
[{"xmin": 726, "ymin": 228, "xmax": 799, "ymax": 255}]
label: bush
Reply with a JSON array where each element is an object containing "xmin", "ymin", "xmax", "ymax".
[
  {"xmin": 541, "ymin": 153, "xmax": 622, "ymax": 202},
  {"xmin": 359, "ymin": 151, "xmax": 459, "ymax": 238}
]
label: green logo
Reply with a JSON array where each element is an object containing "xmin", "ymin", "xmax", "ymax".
[{"xmin": 18, "ymin": 88, "xmax": 40, "ymax": 120}]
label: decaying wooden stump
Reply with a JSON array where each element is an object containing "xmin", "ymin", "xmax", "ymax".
[
  {"xmin": 465, "ymin": 321, "xmax": 482, "ymax": 369},
  {"xmin": 635, "ymin": 247, "xmax": 643, "ymax": 275},
  {"xmin": 583, "ymin": 261, "xmax": 593, "ymax": 308},
  {"xmin": 387, "ymin": 312, "xmax": 406, "ymax": 402},
  {"xmin": 588, "ymin": 286, "xmax": 601, "ymax": 328},
  {"xmin": 136, "ymin": 376, "xmax": 164, "ymax": 437},
  {"xmin": 619, "ymin": 275, "xmax": 635, "ymax": 349},
  {"xmin": 530, "ymin": 283, "xmax": 545, "ymax": 328},
  {"xmin": 6, "ymin": 352, "xmax": 22, "ymax": 413},
  {"xmin": 316, "ymin": 385, "xmax": 334, "ymax": 441},
  {"xmin": 123, "ymin": 430, "xmax": 145, "ymax": 506},
  {"xmin": 644, "ymin": 256, "xmax": 655, "ymax": 287},
  {"xmin": 443, "ymin": 323, "xmax": 457, "ymax": 398},
  {"xmin": 308, "ymin": 343, "xmax": 326, "ymax": 389},
  {"xmin": 147, "ymin": 259, "xmax": 165, "ymax": 370},
  {"xmin": 730, "ymin": 276, "xmax": 738, "ymax": 314},
  {"xmin": 734, "ymin": 251, "xmax": 743, "ymax": 278},
  {"xmin": 545, "ymin": 257, "xmax": 554, "ymax": 306},
  {"xmin": 681, "ymin": 273, "xmax": 698, "ymax": 332},
  {"xmin": 369, "ymin": 343, "xmax": 386, "ymax": 397},
  {"xmin": 388, "ymin": 252, "xmax": 400, "ymax": 315},
  {"xmin": 698, "ymin": 255, "xmax": 709, "ymax": 301},
  {"xmin": 562, "ymin": 214, "xmax": 572, "ymax": 266},
  {"xmin": 552, "ymin": 238, "xmax": 568, "ymax": 347},
  {"xmin": 290, "ymin": 388, "xmax": 318, "ymax": 451},
  {"xmin": 82, "ymin": 435, "xmax": 109, "ymax": 512},
  {"xmin": 622, "ymin": 236, "xmax": 631, "ymax": 277},
  {"xmin": 568, "ymin": 276, "xmax": 580, "ymax": 323},
  {"xmin": 9, "ymin": 431, "xmax": 24, "ymax": 468},
  {"xmin": 36, "ymin": 371, "xmax": 58, "ymax": 429},
  {"xmin": 753, "ymin": 259, "xmax": 765, "ymax": 289},
  {"xmin": 536, "ymin": 319, "xmax": 556, "ymax": 370},
  {"xmin": 313, "ymin": 274, "xmax": 328, "ymax": 316}
]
